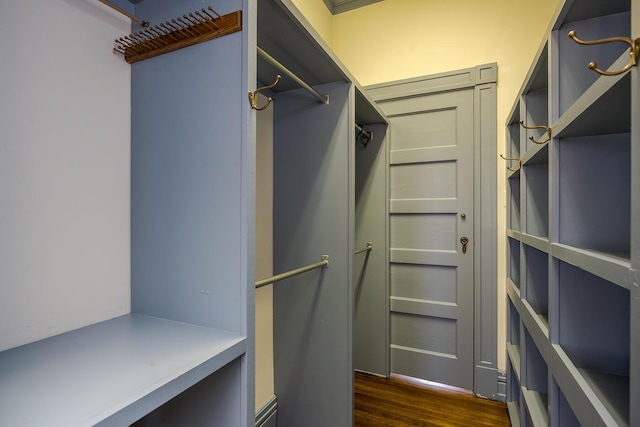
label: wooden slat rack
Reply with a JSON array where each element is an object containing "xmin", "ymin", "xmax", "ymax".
[{"xmin": 113, "ymin": 7, "xmax": 242, "ymax": 64}]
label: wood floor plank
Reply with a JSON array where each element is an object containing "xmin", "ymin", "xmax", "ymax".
[{"xmin": 354, "ymin": 372, "xmax": 511, "ymax": 426}]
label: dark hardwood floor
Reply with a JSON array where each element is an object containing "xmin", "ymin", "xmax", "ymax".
[{"xmin": 354, "ymin": 372, "xmax": 511, "ymax": 426}]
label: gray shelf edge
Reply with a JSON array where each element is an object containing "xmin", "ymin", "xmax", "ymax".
[
  {"xmin": 521, "ymin": 142, "xmax": 549, "ymax": 166},
  {"xmin": 522, "ymin": 388, "xmax": 550, "ymax": 427},
  {"xmin": 507, "ymin": 167, "xmax": 521, "ymax": 180},
  {"xmin": 551, "ymin": 344, "xmax": 627, "ymax": 427},
  {"xmin": 507, "ymin": 343, "xmax": 522, "ymax": 382},
  {"xmin": 521, "ymin": 234, "xmax": 551, "ymax": 254},
  {"xmin": 507, "ymin": 401, "xmax": 522, "ymax": 427},
  {"xmin": 551, "ymin": 243, "xmax": 632, "ymax": 290},
  {"xmin": 507, "ymin": 229, "xmax": 522, "ymax": 240},
  {"xmin": 0, "ymin": 314, "xmax": 247, "ymax": 427},
  {"xmin": 552, "ymin": 52, "xmax": 630, "ymax": 139},
  {"xmin": 520, "ymin": 300, "xmax": 550, "ymax": 365},
  {"xmin": 507, "ymin": 278, "xmax": 522, "ymax": 305}
]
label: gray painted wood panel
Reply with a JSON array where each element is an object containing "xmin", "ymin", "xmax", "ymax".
[
  {"xmin": 131, "ymin": 3, "xmax": 245, "ymax": 332},
  {"xmin": 272, "ymin": 82, "xmax": 353, "ymax": 427},
  {"xmin": 385, "ymin": 88, "xmax": 474, "ymax": 390},
  {"xmin": 354, "ymin": 122, "xmax": 389, "ymax": 377}
]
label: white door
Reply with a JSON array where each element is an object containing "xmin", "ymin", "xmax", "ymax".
[{"xmin": 384, "ymin": 88, "xmax": 475, "ymax": 389}]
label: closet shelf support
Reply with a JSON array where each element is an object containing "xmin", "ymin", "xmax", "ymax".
[
  {"xmin": 257, "ymin": 47, "xmax": 329, "ymax": 105},
  {"xmin": 255, "ymin": 255, "xmax": 329, "ymax": 288}
]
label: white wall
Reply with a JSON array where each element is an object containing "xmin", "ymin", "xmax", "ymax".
[
  {"xmin": 292, "ymin": 0, "xmax": 561, "ymax": 372},
  {"xmin": 0, "ymin": 0, "xmax": 131, "ymax": 351}
]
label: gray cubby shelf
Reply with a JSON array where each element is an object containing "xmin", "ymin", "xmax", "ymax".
[
  {"xmin": 507, "ymin": 364, "xmax": 522, "ymax": 427},
  {"xmin": 551, "ymin": 242, "xmax": 632, "ymax": 289},
  {"xmin": 554, "ymin": 379, "xmax": 581, "ymax": 427},
  {"xmin": 523, "ymin": 245, "xmax": 549, "ymax": 328},
  {"xmin": 523, "ymin": 330, "xmax": 549, "ymax": 427},
  {"xmin": 507, "ymin": 0, "xmax": 638, "ymax": 425},
  {"xmin": 554, "ymin": 6, "xmax": 631, "ymax": 119},
  {"xmin": 552, "ymin": 345, "xmax": 629, "ymax": 427},
  {"xmin": 556, "ymin": 132, "xmax": 631, "ymax": 257},
  {"xmin": 508, "ymin": 175, "xmax": 522, "ymax": 231},
  {"xmin": 523, "ymin": 162, "xmax": 549, "ymax": 240},
  {"xmin": 508, "ymin": 103, "xmax": 522, "ymax": 159},
  {"xmin": 508, "ymin": 237, "xmax": 522, "ymax": 290},
  {"xmin": 554, "ymin": 260, "xmax": 630, "ymax": 425},
  {"xmin": 0, "ymin": 314, "xmax": 245, "ymax": 427},
  {"xmin": 521, "ymin": 42, "xmax": 550, "ymax": 154},
  {"xmin": 508, "ymin": 297, "xmax": 522, "ymax": 379},
  {"xmin": 553, "ymin": 64, "xmax": 630, "ymax": 139}
]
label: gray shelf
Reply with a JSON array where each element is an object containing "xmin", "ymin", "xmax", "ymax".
[
  {"xmin": 523, "ymin": 163, "xmax": 549, "ymax": 239},
  {"xmin": 553, "ymin": 59, "xmax": 630, "ymax": 139},
  {"xmin": 0, "ymin": 314, "xmax": 245, "ymax": 427},
  {"xmin": 523, "ymin": 245, "xmax": 549, "ymax": 324},
  {"xmin": 551, "ymin": 243, "xmax": 632, "ymax": 289},
  {"xmin": 555, "ymin": 10, "xmax": 631, "ymax": 118},
  {"xmin": 509, "ymin": 237, "xmax": 522, "ymax": 289},
  {"xmin": 509, "ymin": 176, "xmax": 522, "ymax": 231},
  {"xmin": 557, "ymin": 133, "xmax": 631, "ymax": 255},
  {"xmin": 522, "ymin": 388, "xmax": 549, "ymax": 427},
  {"xmin": 552, "ymin": 345, "xmax": 629, "ymax": 427},
  {"xmin": 555, "ymin": 380, "xmax": 581, "ymax": 427}
]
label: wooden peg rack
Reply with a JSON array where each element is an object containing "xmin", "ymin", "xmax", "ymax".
[{"xmin": 114, "ymin": 7, "xmax": 242, "ymax": 64}]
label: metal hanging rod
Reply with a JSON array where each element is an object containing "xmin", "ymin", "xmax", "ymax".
[
  {"xmin": 355, "ymin": 123, "xmax": 373, "ymax": 146},
  {"xmin": 257, "ymin": 47, "xmax": 329, "ymax": 105},
  {"xmin": 99, "ymin": 0, "xmax": 149, "ymax": 27},
  {"xmin": 354, "ymin": 242, "xmax": 373, "ymax": 255},
  {"xmin": 255, "ymin": 255, "xmax": 329, "ymax": 289}
]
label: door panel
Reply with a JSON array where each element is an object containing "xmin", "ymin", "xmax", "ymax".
[{"xmin": 386, "ymin": 89, "xmax": 474, "ymax": 390}]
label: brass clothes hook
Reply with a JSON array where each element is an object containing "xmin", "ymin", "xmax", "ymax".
[
  {"xmin": 249, "ymin": 75, "xmax": 281, "ymax": 111},
  {"xmin": 519, "ymin": 120, "xmax": 551, "ymax": 145},
  {"xmin": 568, "ymin": 30, "xmax": 640, "ymax": 76},
  {"xmin": 500, "ymin": 154, "xmax": 521, "ymax": 172}
]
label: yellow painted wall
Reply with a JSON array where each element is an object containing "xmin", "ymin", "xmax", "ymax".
[{"xmin": 290, "ymin": 0, "xmax": 561, "ymax": 373}]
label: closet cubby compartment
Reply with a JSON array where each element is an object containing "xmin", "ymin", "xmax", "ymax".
[
  {"xmin": 522, "ymin": 161, "xmax": 549, "ymax": 239},
  {"xmin": 521, "ymin": 43, "xmax": 550, "ymax": 155},
  {"xmin": 556, "ymin": 260, "xmax": 630, "ymax": 426},
  {"xmin": 523, "ymin": 245, "xmax": 548, "ymax": 328},
  {"xmin": 508, "ymin": 104, "xmax": 522, "ymax": 160},
  {"xmin": 507, "ymin": 361, "xmax": 522, "ymax": 427},
  {"xmin": 508, "ymin": 176, "xmax": 521, "ymax": 232},
  {"xmin": 508, "ymin": 237, "xmax": 522, "ymax": 290},
  {"xmin": 522, "ymin": 330, "xmax": 549, "ymax": 426},
  {"xmin": 553, "ymin": 378, "xmax": 581, "ymax": 427},
  {"xmin": 556, "ymin": 133, "xmax": 631, "ymax": 261},
  {"xmin": 554, "ymin": 1, "xmax": 631, "ymax": 118},
  {"xmin": 553, "ymin": 68, "xmax": 630, "ymax": 139},
  {"xmin": 508, "ymin": 298, "xmax": 522, "ymax": 379}
]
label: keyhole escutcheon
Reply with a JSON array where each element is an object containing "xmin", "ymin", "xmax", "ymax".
[{"xmin": 460, "ymin": 236, "xmax": 469, "ymax": 254}]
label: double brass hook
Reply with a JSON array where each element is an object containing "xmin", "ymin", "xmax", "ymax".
[
  {"xmin": 249, "ymin": 75, "xmax": 281, "ymax": 111},
  {"xmin": 519, "ymin": 120, "xmax": 551, "ymax": 145},
  {"xmin": 568, "ymin": 30, "xmax": 640, "ymax": 76},
  {"xmin": 500, "ymin": 154, "xmax": 521, "ymax": 172}
]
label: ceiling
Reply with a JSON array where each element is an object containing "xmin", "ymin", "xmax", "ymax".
[{"xmin": 322, "ymin": 0, "xmax": 383, "ymax": 14}]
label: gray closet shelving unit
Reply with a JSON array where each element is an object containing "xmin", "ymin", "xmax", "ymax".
[
  {"xmin": 257, "ymin": 2, "xmax": 388, "ymax": 426},
  {"xmin": 505, "ymin": 0, "xmax": 639, "ymax": 425},
  {"xmin": 0, "ymin": 0, "xmax": 388, "ymax": 425}
]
